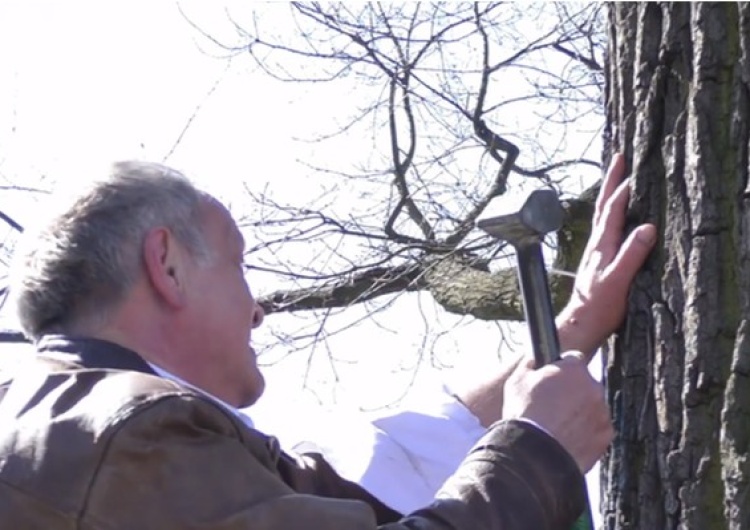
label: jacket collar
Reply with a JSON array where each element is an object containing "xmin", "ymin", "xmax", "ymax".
[
  {"xmin": 36, "ymin": 334, "xmax": 156, "ymax": 375},
  {"xmin": 35, "ymin": 335, "xmax": 256, "ymax": 428}
]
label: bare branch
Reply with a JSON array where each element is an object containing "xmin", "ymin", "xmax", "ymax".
[
  {"xmin": 552, "ymin": 42, "xmax": 602, "ymax": 72},
  {"xmin": 163, "ymin": 59, "xmax": 233, "ymax": 162},
  {"xmin": 0, "ymin": 211, "xmax": 23, "ymax": 233},
  {"xmin": 384, "ymin": 73, "xmax": 435, "ymax": 241},
  {"xmin": 259, "ymin": 262, "xmax": 424, "ymax": 314}
]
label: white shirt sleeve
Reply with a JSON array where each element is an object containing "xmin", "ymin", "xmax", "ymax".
[
  {"xmin": 249, "ymin": 381, "xmax": 487, "ymax": 514},
  {"xmin": 364, "ymin": 382, "xmax": 487, "ymax": 507}
]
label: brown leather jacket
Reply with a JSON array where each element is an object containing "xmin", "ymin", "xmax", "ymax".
[{"xmin": 0, "ymin": 336, "xmax": 586, "ymax": 529}]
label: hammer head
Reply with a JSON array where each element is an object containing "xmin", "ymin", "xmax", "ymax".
[{"xmin": 477, "ymin": 189, "xmax": 563, "ymax": 244}]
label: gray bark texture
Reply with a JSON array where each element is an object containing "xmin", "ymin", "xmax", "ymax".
[{"xmin": 604, "ymin": 3, "xmax": 750, "ymax": 529}]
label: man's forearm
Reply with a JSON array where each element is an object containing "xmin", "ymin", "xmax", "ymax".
[{"xmin": 452, "ymin": 356, "xmax": 519, "ymax": 428}]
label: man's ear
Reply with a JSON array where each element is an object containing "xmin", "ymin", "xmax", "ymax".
[{"xmin": 142, "ymin": 227, "xmax": 187, "ymax": 309}]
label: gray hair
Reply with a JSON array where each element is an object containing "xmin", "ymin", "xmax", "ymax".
[{"xmin": 11, "ymin": 161, "xmax": 210, "ymax": 340}]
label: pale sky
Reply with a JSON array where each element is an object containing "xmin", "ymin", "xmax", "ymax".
[{"xmin": 0, "ymin": 2, "xmax": 325, "ymax": 198}]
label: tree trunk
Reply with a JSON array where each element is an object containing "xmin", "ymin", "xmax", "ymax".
[{"xmin": 603, "ymin": 3, "xmax": 750, "ymax": 528}]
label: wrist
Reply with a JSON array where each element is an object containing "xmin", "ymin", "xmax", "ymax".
[{"xmin": 556, "ymin": 305, "xmax": 599, "ymax": 360}]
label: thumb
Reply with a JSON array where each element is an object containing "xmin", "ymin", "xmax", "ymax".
[
  {"xmin": 505, "ymin": 354, "xmax": 535, "ymax": 380},
  {"xmin": 517, "ymin": 355, "xmax": 536, "ymax": 371}
]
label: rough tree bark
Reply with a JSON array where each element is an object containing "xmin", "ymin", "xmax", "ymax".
[{"xmin": 604, "ymin": 3, "xmax": 750, "ymax": 529}]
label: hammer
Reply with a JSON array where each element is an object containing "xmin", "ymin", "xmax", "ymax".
[
  {"xmin": 478, "ymin": 189, "xmax": 594, "ymax": 530},
  {"xmin": 477, "ymin": 189, "xmax": 563, "ymax": 366}
]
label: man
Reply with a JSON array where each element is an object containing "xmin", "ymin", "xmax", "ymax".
[{"xmin": 0, "ymin": 155, "xmax": 655, "ymax": 529}]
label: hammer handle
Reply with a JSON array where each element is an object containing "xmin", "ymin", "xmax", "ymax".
[
  {"xmin": 515, "ymin": 242, "xmax": 560, "ymax": 366},
  {"xmin": 515, "ymin": 242, "xmax": 595, "ymax": 530}
]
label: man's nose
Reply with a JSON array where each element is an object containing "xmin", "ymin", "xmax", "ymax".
[{"xmin": 251, "ymin": 303, "xmax": 265, "ymax": 329}]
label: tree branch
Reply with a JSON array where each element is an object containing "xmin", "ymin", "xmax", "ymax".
[
  {"xmin": 259, "ymin": 262, "xmax": 424, "ymax": 314},
  {"xmin": 440, "ymin": 7, "xmax": 520, "ymax": 248},
  {"xmin": 0, "ymin": 211, "xmax": 23, "ymax": 233},
  {"xmin": 552, "ymin": 42, "xmax": 603, "ymax": 72},
  {"xmin": 261, "ymin": 180, "xmax": 601, "ymax": 318}
]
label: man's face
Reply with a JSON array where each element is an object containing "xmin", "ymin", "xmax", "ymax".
[{"xmin": 183, "ymin": 198, "xmax": 265, "ymax": 407}]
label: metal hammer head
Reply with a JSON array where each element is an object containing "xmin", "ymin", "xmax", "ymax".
[{"xmin": 477, "ymin": 189, "xmax": 563, "ymax": 244}]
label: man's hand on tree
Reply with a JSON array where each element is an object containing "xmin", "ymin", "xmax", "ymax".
[{"xmin": 556, "ymin": 153, "xmax": 658, "ymax": 361}]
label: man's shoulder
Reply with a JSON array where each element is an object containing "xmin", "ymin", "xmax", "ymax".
[
  {"xmin": 0, "ymin": 350, "xmax": 276, "ymax": 527},
  {"xmin": 6, "ymin": 352, "xmax": 235, "ymax": 430},
  {"xmin": 2, "ymin": 349, "xmax": 268, "ymax": 447},
  {"xmin": 0, "ymin": 351, "xmax": 272, "ymax": 475}
]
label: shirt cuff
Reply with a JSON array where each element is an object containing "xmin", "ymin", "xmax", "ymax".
[{"xmin": 512, "ymin": 417, "xmax": 554, "ymax": 438}]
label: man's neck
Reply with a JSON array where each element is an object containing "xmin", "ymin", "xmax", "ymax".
[{"xmin": 147, "ymin": 361, "xmax": 254, "ymax": 428}]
